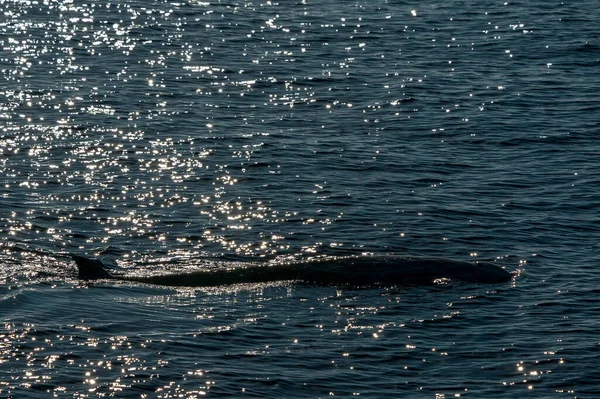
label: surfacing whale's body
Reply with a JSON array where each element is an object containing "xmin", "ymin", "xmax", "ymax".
[{"xmin": 71, "ymin": 254, "xmax": 512, "ymax": 287}]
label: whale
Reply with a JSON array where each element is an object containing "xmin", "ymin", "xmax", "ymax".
[{"xmin": 71, "ymin": 254, "xmax": 512, "ymax": 287}]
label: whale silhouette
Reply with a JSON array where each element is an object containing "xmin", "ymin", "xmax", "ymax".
[{"xmin": 71, "ymin": 254, "xmax": 512, "ymax": 287}]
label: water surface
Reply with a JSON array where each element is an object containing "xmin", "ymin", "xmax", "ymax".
[{"xmin": 1, "ymin": 0, "xmax": 599, "ymax": 397}]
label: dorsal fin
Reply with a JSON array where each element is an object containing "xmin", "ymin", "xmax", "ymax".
[{"xmin": 71, "ymin": 254, "xmax": 113, "ymax": 280}]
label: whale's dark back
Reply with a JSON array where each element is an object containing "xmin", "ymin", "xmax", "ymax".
[
  {"xmin": 70, "ymin": 254, "xmax": 511, "ymax": 286},
  {"xmin": 293, "ymin": 256, "xmax": 512, "ymax": 285}
]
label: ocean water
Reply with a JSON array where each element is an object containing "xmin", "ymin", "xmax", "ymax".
[{"xmin": 1, "ymin": 0, "xmax": 599, "ymax": 397}]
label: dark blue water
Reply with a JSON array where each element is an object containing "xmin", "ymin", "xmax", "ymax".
[{"xmin": 1, "ymin": 0, "xmax": 599, "ymax": 397}]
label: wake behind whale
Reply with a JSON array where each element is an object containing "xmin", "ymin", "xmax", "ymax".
[{"xmin": 71, "ymin": 254, "xmax": 512, "ymax": 287}]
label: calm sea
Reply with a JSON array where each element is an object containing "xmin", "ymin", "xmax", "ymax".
[{"xmin": 1, "ymin": 0, "xmax": 599, "ymax": 397}]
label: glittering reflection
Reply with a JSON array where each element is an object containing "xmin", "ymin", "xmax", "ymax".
[
  {"xmin": 0, "ymin": 322, "xmax": 213, "ymax": 397},
  {"xmin": 3, "ymin": 0, "xmax": 519, "ymax": 260},
  {"xmin": 0, "ymin": 122, "xmax": 286, "ymax": 256},
  {"xmin": 0, "ymin": 283, "xmax": 300, "ymax": 397}
]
